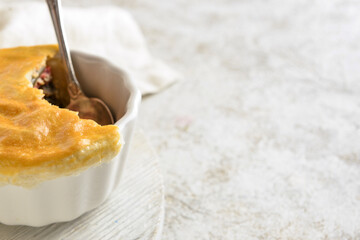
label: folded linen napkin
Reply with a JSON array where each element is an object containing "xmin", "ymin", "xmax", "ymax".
[{"xmin": 0, "ymin": 1, "xmax": 179, "ymax": 95}]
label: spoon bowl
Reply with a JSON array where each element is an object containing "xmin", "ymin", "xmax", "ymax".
[
  {"xmin": 67, "ymin": 96, "xmax": 114, "ymax": 126},
  {"xmin": 46, "ymin": 0, "xmax": 114, "ymax": 125}
]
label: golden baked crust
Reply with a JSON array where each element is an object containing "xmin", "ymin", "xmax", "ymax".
[{"xmin": 0, "ymin": 45, "xmax": 121, "ymax": 187}]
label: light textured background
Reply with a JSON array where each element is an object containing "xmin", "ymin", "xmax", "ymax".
[
  {"xmin": 5, "ymin": 0, "xmax": 360, "ymax": 239},
  {"xmin": 120, "ymin": 0, "xmax": 360, "ymax": 239}
]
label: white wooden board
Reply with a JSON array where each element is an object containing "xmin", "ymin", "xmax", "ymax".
[{"xmin": 0, "ymin": 129, "xmax": 164, "ymax": 240}]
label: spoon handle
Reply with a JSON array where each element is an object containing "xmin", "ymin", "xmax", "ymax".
[{"xmin": 46, "ymin": 0, "xmax": 81, "ymax": 94}]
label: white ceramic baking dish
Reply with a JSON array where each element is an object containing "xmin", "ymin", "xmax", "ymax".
[{"xmin": 0, "ymin": 51, "xmax": 141, "ymax": 227}]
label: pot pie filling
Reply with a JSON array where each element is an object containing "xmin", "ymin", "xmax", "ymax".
[{"xmin": 0, "ymin": 45, "xmax": 122, "ymax": 187}]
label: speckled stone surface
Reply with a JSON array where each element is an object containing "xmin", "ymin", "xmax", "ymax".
[{"xmin": 120, "ymin": 0, "xmax": 360, "ymax": 239}]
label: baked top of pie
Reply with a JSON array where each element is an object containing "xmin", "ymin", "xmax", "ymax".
[{"xmin": 0, "ymin": 45, "xmax": 121, "ymax": 187}]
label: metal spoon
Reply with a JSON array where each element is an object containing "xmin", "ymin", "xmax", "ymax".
[{"xmin": 46, "ymin": 0, "xmax": 114, "ymax": 125}]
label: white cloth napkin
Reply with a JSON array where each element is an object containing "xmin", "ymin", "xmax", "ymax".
[{"xmin": 0, "ymin": 1, "xmax": 179, "ymax": 95}]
